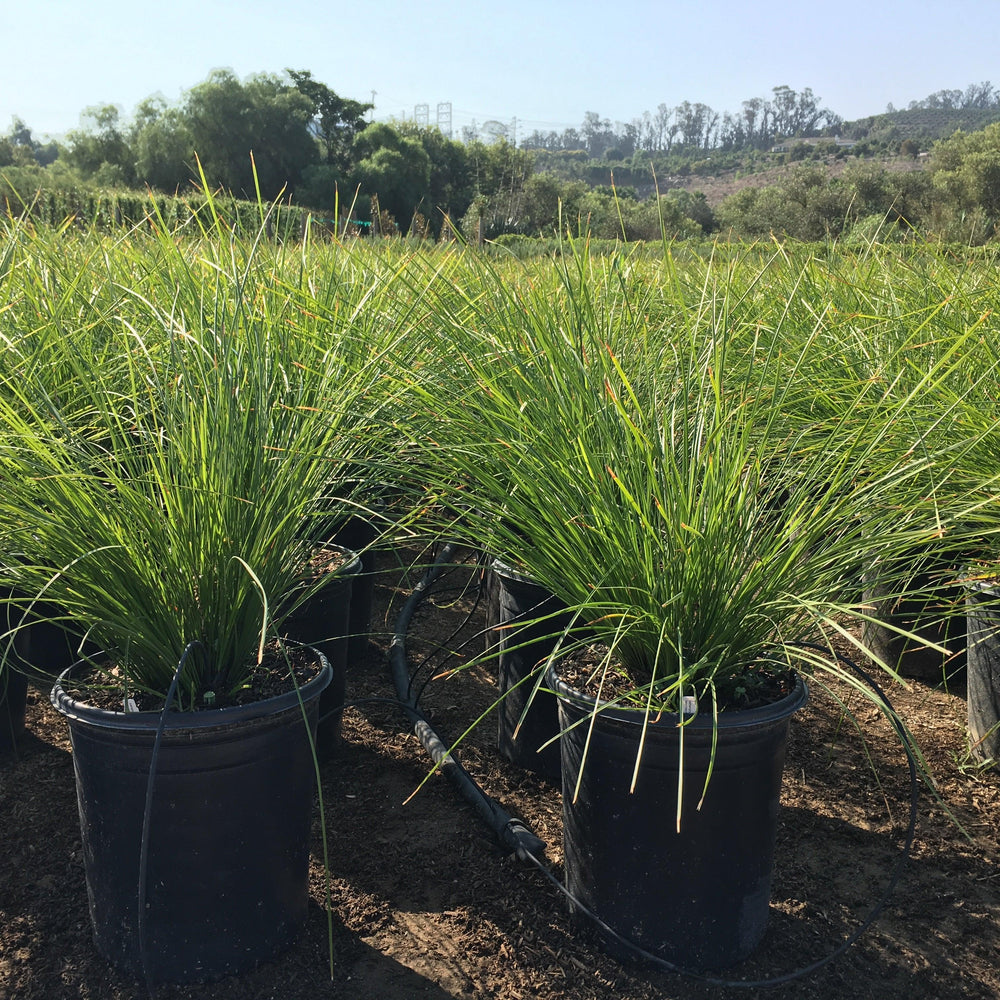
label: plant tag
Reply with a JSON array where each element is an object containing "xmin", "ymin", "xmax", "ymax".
[
  {"xmin": 681, "ymin": 695, "xmax": 698, "ymax": 716},
  {"xmin": 125, "ymin": 698, "xmax": 139, "ymax": 713}
]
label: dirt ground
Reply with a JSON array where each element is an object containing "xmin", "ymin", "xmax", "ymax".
[{"xmin": 2, "ymin": 546, "xmax": 998, "ymax": 1000}]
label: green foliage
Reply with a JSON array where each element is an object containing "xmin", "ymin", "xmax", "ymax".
[
  {"xmin": 21, "ymin": 73, "xmax": 1000, "ymax": 247},
  {"xmin": 715, "ymin": 178, "xmax": 845, "ymax": 240},
  {"xmin": 520, "ymin": 173, "xmax": 588, "ymax": 236},
  {"xmin": 928, "ymin": 122, "xmax": 1000, "ymax": 242},
  {"xmin": 65, "ymin": 105, "xmax": 135, "ymax": 185},
  {"xmin": 846, "ymin": 104, "xmax": 1000, "ymax": 148},
  {"xmin": 59, "ymin": 69, "xmax": 363, "ymax": 204},
  {"xmin": 400, "ymin": 240, "xmax": 991, "ymax": 753},
  {"xmin": 286, "ymin": 69, "xmax": 371, "ymax": 170},
  {"xmin": 352, "ymin": 125, "xmax": 433, "ymax": 231},
  {"xmin": 459, "ymin": 139, "xmax": 533, "ymax": 240},
  {"xmin": 0, "ymin": 177, "xmax": 316, "ymax": 247},
  {"xmin": 396, "ymin": 123, "xmax": 475, "ymax": 229},
  {"xmin": 182, "ymin": 70, "xmax": 317, "ymax": 200},
  {"xmin": 130, "ymin": 96, "xmax": 194, "ymax": 192},
  {"xmin": 716, "ymin": 163, "xmax": 934, "ymax": 242},
  {"xmin": 0, "ymin": 206, "xmax": 430, "ymax": 702}
]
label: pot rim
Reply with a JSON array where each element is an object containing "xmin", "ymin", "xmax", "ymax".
[
  {"xmin": 489, "ymin": 558, "xmax": 543, "ymax": 586},
  {"xmin": 963, "ymin": 576, "xmax": 1000, "ymax": 598},
  {"xmin": 302, "ymin": 541, "xmax": 364, "ymax": 577},
  {"xmin": 50, "ymin": 646, "xmax": 331, "ymax": 732},
  {"xmin": 547, "ymin": 662, "xmax": 808, "ymax": 731}
]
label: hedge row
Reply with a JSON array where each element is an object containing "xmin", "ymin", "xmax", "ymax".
[{"xmin": 0, "ymin": 182, "xmax": 316, "ymax": 240}]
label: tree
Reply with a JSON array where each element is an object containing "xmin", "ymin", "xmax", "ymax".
[
  {"xmin": 925, "ymin": 89, "xmax": 964, "ymax": 110},
  {"xmin": 616, "ymin": 120, "xmax": 640, "ymax": 157},
  {"xmin": 929, "ymin": 123, "xmax": 1000, "ymax": 236},
  {"xmin": 286, "ymin": 69, "xmax": 371, "ymax": 170},
  {"xmin": 559, "ymin": 127, "xmax": 584, "ymax": 151},
  {"xmin": 181, "ymin": 70, "xmax": 317, "ymax": 200},
  {"xmin": 520, "ymin": 172, "xmax": 587, "ymax": 234},
  {"xmin": 0, "ymin": 118, "xmax": 41, "ymax": 167},
  {"xmin": 405, "ymin": 124, "xmax": 474, "ymax": 228},
  {"xmin": 581, "ymin": 111, "xmax": 614, "ymax": 158},
  {"xmin": 131, "ymin": 97, "xmax": 194, "ymax": 192},
  {"xmin": 741, "ymin": 97, "xmax": 769, "ymax": 148},
  {"xmin": 65, "ymin": 104, "xmax": 135, "ymax": 185},
  {"xmin": 962, "ymin": 81, "xmax": 997, "ymax": 109},
  {"xmin": 652, "ymin": 103, "xmax": 676, "ymax": 151},
  {"xmin": 460, "ymin": 138, "xmax": 532, "ymax": 238},
  {"xmin": 675, "ymin": 102, "xmax": 704, "ymax": 147},
  {"xmin": 351, "ymin": 123, "xmax": 432, "ymax": 230}
]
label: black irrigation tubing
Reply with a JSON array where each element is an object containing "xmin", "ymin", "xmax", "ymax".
[
  {"xmin": 408, "ymin": 553, "xmax": 492, "ymax": 709},
  {"xmin": 404, "ymin": 548, "xmax": 489, "ymax": 705},
  {"xmin": 392, "ymin": 548, "xmax": 922, "ymax": 990},
  {"xmin": 389, "ymin": 540, "xmax": 546, "ymax": 862}
]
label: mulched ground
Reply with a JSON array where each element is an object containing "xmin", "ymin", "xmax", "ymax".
[{"xmin": 1, "ymin": 545, "xmax": 998, "ymax": 1000}]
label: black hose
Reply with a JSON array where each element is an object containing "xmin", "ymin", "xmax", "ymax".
[
  {"xmin": 388, "ymin": 541, "xmax": 545, "ymax": 862},
  {"xmin": 407, "ymin": 549, "xmax": 490, "ymax": 707}
]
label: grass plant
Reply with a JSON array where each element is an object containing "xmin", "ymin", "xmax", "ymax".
[
  {"xmin": 1, "ymin": 213, "xmax": 997, "ymax": 732},
  {"xmin": 404, "ymin": 238, "xmax": 994, "ymax": 737},
  {"xmin": 0, "ymin": 205, "xmax": 432, "ymax": 707}
]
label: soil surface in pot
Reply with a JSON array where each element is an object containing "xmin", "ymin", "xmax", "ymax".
[
  {"xmin": 58, "ymin": 642, "xmax": 323, "ymax": 714},
  {"xmin": 556, "ymin": 642, "xmax": 798, "ymax": 712},
  {"xmin": 1, "ymin": 545, "xmax": 998, "ymax": 1000}
]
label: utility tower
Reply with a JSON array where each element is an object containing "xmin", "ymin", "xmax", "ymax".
[
  {"xmin": 414, "ymin": 103, "xmax": 430, "ymax": 126},
  {"xmin": 437, "ymin": 102, "xmax": 453, "ymax": 138}
]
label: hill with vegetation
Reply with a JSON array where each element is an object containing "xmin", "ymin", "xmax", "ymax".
[{"xmin": 4, "ymin": 74, "xmax": 1000, "ymax": 245}]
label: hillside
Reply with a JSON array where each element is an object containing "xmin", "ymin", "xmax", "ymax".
[
  {"xmin": 670, "ymin": 153, "xmax": 926, "ymax": 209},
  {"xmin": 844, "ymin": 105, "xmax": 1000, "ymax": 144}
]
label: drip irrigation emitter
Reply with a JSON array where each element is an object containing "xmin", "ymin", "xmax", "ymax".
[{"xmin": 390, "ymin": 543, "xmax": 922, "ymax": 989}]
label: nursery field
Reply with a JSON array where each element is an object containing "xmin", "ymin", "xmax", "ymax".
[
  {"xmin": 2, "ymin": 545, "xmax": 999, "ymax": 1000},
  {"xmin": 2, "ymin": 215, "xmax": 1000, "ymax": 999}
]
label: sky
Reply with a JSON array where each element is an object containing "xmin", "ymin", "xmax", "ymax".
[{"xmin": 3, "ymin": 0, "xmax": 998, "ymax": 141}]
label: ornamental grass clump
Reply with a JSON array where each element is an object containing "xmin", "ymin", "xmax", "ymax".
[
  {"xmin": 408, "ymin": 241, "xmax": 986, "ymax": 722},
  {"xmin": 0, "ymin": 205, "xmax": 427, "ymax": 708}
]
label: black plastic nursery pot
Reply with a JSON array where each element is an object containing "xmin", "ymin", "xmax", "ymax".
[
  {"xmin": 551, "ymin": 667, "xmax": 808, "ymax": 972},
  {"xmin": 51, "ymin": 654, "xmax": 330, "ymax": 985},
  {"xmin": 282, "ymin": 545, "xmax": 362, "ymax": 756},
  {"xmin": 331, "ymin": 515, "xmax": 379, "ymax": 664},
  {"xmin": 0, "ymin": 666, "xmax": 29, "ymax": 754},
  {"xmin": 965, "ymin": 580, "xmax": 1000, "ymax": 762},
  {"xmin": 487, "ymin": 561, "xmax": 569, "ymax": 783},
  {"xmin": 861, "ymin": 560, "xmax": 966, "ymax": 683},
  {"xmin": 1, "ymin": 593, "xmax": 34, "ymax": 753}
]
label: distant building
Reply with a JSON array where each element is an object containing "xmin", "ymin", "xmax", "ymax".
[{"xmin": 770, "ymin": 136, "xmax": 856, "ymax": 153}]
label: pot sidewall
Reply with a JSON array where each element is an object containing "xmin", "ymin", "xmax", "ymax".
[
  {"xmin": 282, "ymin": 544, "xmax": 362, "ymax": 755},
  {"xmin": 51, "ymin": 653, "xmax": 330, "ymax": 984},
  {"xmin": 488, "ymin": 560, "xmax": 568, "ymax": 782},
  {"xmin": 0, "ymin": 666, "xmax": 29, "ymax": 753},
  {"xmin": 550, "ymin": 665, "xmax": 807, "ymax": 971},
  {"xmin": 966, "ymin": 580, "xmax": 1000, "ymax": 762}
]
